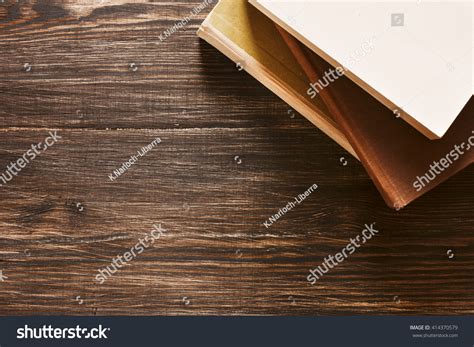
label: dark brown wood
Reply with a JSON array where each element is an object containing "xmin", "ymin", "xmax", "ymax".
[{"xmin": 0, "ymin": 0, "xmax": 472, "ymax": 316}]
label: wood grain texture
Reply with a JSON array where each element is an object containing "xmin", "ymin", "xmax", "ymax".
[{"xmin": 0, "ymin": 0, "xmax": 472, "ymax": 315}]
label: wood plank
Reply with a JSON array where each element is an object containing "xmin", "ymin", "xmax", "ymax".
[
  {"xmin": 0, "ymin": 129, "xmax": 472, "ymax": 315},
  {"xmin": 0, "ymin": 0, "xmax": 297, "ymax": 130}
]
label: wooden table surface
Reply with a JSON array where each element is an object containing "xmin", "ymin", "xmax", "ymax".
[{"xmin": 0, "ymin": 0, "xmax": 472, "ymax": 316}]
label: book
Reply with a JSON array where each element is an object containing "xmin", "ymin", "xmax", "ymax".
[
  {"xmin": 275, "ymin": 24, "xmax": 474, "ymax": 209},
  {"xmin": 199, "ymin": 0, "xmax": 473, "ymax": 208},
  {"xmin": 250, "ymin": 0, "xmax": 474, "ymax": 140},
  {"xmin": 197, "ymin": 0, "xmax": 358, "ymax": 158}
]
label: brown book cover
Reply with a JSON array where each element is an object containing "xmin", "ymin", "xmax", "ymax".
[{"xmin": 276, "ymin": 25, "xmax": 474, "ymax": 209}]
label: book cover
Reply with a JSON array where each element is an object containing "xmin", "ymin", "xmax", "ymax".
[
  {"xmin": 197, "ymin": 0, "xmax": 357, "ymax": 158},
  {"xmin": 251, "ymin": 0, "xmax": 474, "ymax": 140}
]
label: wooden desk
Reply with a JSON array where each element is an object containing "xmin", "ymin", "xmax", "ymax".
[{"xmin": 0, "ymin": 0, "xmax": 472, "ymax": 315}]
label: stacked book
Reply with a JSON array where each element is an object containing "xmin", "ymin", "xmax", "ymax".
[{"xmin": 198, "ymin": 0, "xmax": 474, "ymax": 209}]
